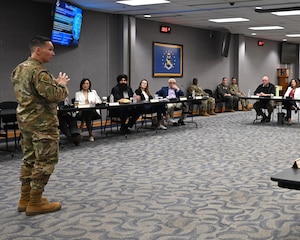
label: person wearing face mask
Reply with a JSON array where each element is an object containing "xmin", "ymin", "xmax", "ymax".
[{"xmin": 111, "ymin": 74, "xmax": 141, "ymax": 133}]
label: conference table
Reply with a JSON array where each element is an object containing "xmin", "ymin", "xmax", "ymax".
[
  {"xmin": 59, "ymin": 97, "xmax": 207, "ymax": 138},
  {"xmin": 271, "ymin": 167, "xmax": 300, "ymax": 190},
  {"xmin": 0, "ymin": 97, "xmax": 207, "ymax": 149},
  {"xmin": 240, "ymin": 95, "xmax": 300, "ymax": 123},
  {"xmin": 60, "ymin": 96, "xmax": 208, "ymax": 131},
  {"xmin": 240, "ymin": 95, "xmax": 300, "ymax": 105}
]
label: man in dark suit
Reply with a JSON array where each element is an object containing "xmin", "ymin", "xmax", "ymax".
[
  {"xmin": 156, "ymin": 78, "xmax": 188, "ymax": 125},
  {"xmin": 111, "ymin": 74, "xmax": 141, "ymax": 133}
]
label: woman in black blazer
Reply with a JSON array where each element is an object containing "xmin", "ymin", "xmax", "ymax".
[{"xmin": 135, "ymin": 79, "xmax": 167, "ymax": 130}]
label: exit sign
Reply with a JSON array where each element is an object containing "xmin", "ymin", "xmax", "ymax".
[
  {"xmin": 160, "ymin": 25, "xmax": 171, "ymax": 33},
  {"xmin": 258, "ymin": 40, "xmax": 264, "ymax": 46}
]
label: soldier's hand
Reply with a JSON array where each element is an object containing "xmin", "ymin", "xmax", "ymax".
[{"xmin": 56, "ymin": 72, "xmax": 70, "ymax": 86}]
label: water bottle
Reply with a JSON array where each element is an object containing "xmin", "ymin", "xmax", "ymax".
[
  {"xmin": 192, "ymin": 90, "xmax": 195, "ymax": 99},
  {"xmin": 247, "ymin": 89, "xmax": 251, "ymax": 97},
  {"xmin": 109, "ymin": 94, "xmax": 114, "ymax": 103},
  {"xmin": 132, "ymin": 93, "xmax": 137, "ymax": 103},
  {"xmin": 275, "ymin": 86, "xmax": 279, "ymax": 97},
  {"xmin": 64, "ymin": 97, "xmax": 69, "ymax": 106}
]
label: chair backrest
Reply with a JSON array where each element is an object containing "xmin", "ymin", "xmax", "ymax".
[
  {"xmin": 204, "ymin": 89, "xmax": 213, "ymax": 97},
  {"xmin": 214, "ymin": 88, "xmax": 222, "ymax": 100},
  {"xmin": 0, "ymin": 101, "xmax": 18, "ymax": 110},
  {"xmin": 0, "ymin": 101, "xmax": 18, "ymax": 123}
]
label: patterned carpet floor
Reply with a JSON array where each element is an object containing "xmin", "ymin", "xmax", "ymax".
[{"xmin": 1, "ymin": 110, "xmax": 300, "ymax": 240}]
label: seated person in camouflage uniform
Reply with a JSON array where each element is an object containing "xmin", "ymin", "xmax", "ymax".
[
  {"xmin": 187, "ymin": 77, "xmax": 216, "ymax": 116},
  {"xmin": 216, "ymin": 77, "xmax": 239, "ymax": 112},
  {"xmin": 228, "ymin": 77, "xmax": 249, "ymax": 111}
]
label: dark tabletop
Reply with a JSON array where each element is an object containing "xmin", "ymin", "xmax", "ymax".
[{"xmin": 271, "ymin": 168, "xmax": 300, "ymax": 190}]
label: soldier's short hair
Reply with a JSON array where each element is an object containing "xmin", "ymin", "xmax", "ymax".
[{"xmin": 29, "ymin": 35, "xmax": 51, "ymax": 53}]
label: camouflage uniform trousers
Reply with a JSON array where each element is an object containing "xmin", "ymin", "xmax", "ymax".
[
  {"xmin": 20, "ymin": 128, "xmax": 60, "ymax": 191},
  {"xmin": 234, "ymin": 93, "xmax": 249, "ymax": 108},
  {"xmin": 201, "ymin": 97, "xmax": 215, "ymax": 112}
]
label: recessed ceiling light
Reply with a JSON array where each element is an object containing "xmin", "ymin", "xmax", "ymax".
[
  {"xmin": 251, "ymin": 33, "xmax": 257, "ymax": 36},
  {"xmin": 248, "ymin": 26, "xmax": 284, "ymax": 30},
  {"xmin": 272, "ymin": 10, "xmax": 300, "ymax": 16},
  {"xmin": 209, "ymin": 18, "xmax": 249, "ymax": 23},
  {"xmin": 282, "ymin": 39, "xmax": 287, "ymax": 41},
  {"xmin": 255, "ymin": 7, "xmax": 262, "ymax": 10},
  {"xmin": 286, "ymin": 34, "xmax": 300, "ymax": 37},
  {"xmin": 117, "ymin": 0, "xmax": 170, "ymax": 6},
  {"xmin": 144, "ymin": 14, "xmax": 151, "ymax": 18}
]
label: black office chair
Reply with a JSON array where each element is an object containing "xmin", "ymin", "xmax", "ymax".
[
  {"xmin": 136, "ymin": 104, "xmax": 158, "ymax": 132},
  {"xmin": 186, "ymin": 90, "xmax": 202, "ymax": 116},
  {"xmin": 104, "ymin": 107, "xmax": 128, "ymax": 138},
  {"xmin": 0, "ymin": 101, "xmax": 19, "ymax": 151},
  {"xmin": 204, "ymin": 89, "xmax": 221, "ymax": 112}
]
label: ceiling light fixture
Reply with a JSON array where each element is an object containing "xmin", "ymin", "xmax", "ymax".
[
  {"xmin": 286, "ymin": 34, "xmax": 300, "ymax": 37},
  {"xmin": 272, "ymin": 10, "xmax": 300, "ymax": 16},
  {"xmin": 209, "ymin": 18, "xmax": 249, "ymax": 23},
  {"xmin": 255, "ymin": 6, "xmax": 300, "ymax": 13},
  {"xmin": 248, "ymin": 26, "xmax": 284, "ymax": 30},
  {"xmin": 117, "ymin": 0, "xmax": 170, "ymax": 6},
  {"xmin": 144, "ymin": 14, "xmax": 152, "ymax": 18}
]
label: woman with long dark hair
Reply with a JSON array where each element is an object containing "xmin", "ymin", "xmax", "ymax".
[
  {"xmin": 135, "ymin": 79, "xmax": 167, "ymax": 130},
  {"xmin": 283, "ymin": 78, "xmax": 300, "ymax": 125}
]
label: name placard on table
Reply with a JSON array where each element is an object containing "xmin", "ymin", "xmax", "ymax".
[
  {"xmin": 77, "ymin": 104, "xmax": 92, "ymax": 108},
  {"xmin": 108, "ymin": 102, "xmax": 120, "ymax": 106}
]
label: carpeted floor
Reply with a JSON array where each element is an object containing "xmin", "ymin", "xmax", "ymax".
[{"xmin": 1, "ymin": 110, "xmax": 300, "ymax": 240}]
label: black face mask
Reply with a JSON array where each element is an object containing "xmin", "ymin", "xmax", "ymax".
[{"xmin": 118, "ymin": 83, "xmax": 128, "ymax": 91}]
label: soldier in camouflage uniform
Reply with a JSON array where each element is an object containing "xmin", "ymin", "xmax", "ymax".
[
  {"xmin": 187, "ymin": 78, "xmax": 216, "ymax": 116},
  {"xmin": 11, "ymin": 36, "xmax": 69, "ymax": 216},
  {"xmin": 216, "ymin": 77, "xmax": 239, "ymax": 112},
  {"xmin": 228, "ymin": 77, "xmax": 249, "ymax": 111}
]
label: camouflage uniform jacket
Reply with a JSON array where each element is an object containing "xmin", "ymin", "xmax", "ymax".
[
  {"xmin": 228, "ymin": 84, "xmax": 240, "ymax": 95},
  {"xmin": 188, "ymin": 84, "xmax": 208, "ymax": 97},
  {"xmin": 11, "ymin": 57, "xmax": 68, "ymax": 131}
]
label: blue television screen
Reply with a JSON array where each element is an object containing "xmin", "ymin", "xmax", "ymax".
[{"xmin": 51, "ymin": 0, "xmax": 82, "ymax": 47}]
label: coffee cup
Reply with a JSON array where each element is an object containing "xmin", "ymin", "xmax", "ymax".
[
  {"xmin": 102, "ymin": 96, "xmax": 107, "ymax": 103},
  {"xmin": 74, "ymin": 101, "xmax": 79, "ymax": 107}
]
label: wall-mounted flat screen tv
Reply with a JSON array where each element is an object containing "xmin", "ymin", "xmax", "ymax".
[
  {"xmin": 280, "ymin": 42, "xmax": 298, "ymax": 64},
  {"xmin": 51, "ymin": 0, "xmax": 83, "ymax": 47}
]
